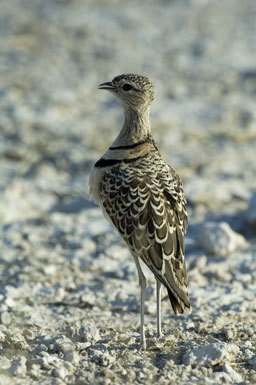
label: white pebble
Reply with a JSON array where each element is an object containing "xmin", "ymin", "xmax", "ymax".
[
  {"xmin": 52, "ymin": 367, "xmax": 67, "ymax": 379},
  {"xmin": 64, "ymin": 350, "xmax": 80, "ymax": 365},
  {"xmin": 183, "ymin": 342, "xmax": 239, "ymax": 367},
  {"xmin": 43, "ymin": 264, "xmax": 57, "ymax": 275},
  {"xmin": 223, "ymin": 362, "xmax": 243, "ymax": 382},
  {"xmin": 79, "ymin": 324, "xmax": 101, "ymax": 342},
  {"xmin": 199, "ymin": 221, "xmax": 247, "ymax": 256}
]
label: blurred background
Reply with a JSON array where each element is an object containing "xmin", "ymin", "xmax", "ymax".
[
  {"xmin": 0, "ymin": 1, "xmax": 256, "ymax": 383},
  {"xmin": 1, "ymin": 0, "xmax": 256, "ymax": 227}
]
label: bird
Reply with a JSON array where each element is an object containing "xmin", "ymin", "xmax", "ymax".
[{"xmin": 89, "ymin": 74, "xmax": 191, "ymax": 349}]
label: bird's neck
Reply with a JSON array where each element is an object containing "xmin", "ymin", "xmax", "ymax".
[{"xmin": 112, "ymin": 106, "xmax": 151, "ymax": 147}]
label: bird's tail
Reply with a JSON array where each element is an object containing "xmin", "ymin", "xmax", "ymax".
[{"xmin": 167, "ymin": 288, "xmax": 191, "ymax": 315}]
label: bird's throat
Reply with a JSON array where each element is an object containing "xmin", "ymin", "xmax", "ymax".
[{"xmin": 112, "ymin": 107, "xmax": 151, "ymax": 147}]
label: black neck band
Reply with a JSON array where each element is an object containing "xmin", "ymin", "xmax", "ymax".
[
  {"xmin": 109, "ymin": 138, "xmax": 149, "ymax": 150},
  {"xmin": 95, "ymin": 155, "xmax": 144, "ymax": 168}
]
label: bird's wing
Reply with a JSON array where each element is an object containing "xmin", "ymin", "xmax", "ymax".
[{"xmin": 100, "ymin": 161, "xmax": 190, "ymax": 314}]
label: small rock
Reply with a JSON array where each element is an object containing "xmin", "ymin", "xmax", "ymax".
[
  {"xmin": 243, "ymin": 349, "xmax": 254, "ymax": 360},
  {"xmin": 241, "ymin": 340, "xmax": 252, "ymax": 349},
  {"xmin": 54, "ymin": 335, "xmax": 74, "ymax": 352},
  {"xmin": 52, "ymin": 367, "xmax": 67, "ymax": 379},
  {"xmin": 9, "ymin": 333, "xmax": 28, "ymax": 350},
  {"xmin": 64, "ymin": 350, "xmax": 80, "ymax": 365},
  {"xmin": 43, "ymin": 264, "xmax": 57, "ymax": 275},
  {"xmin": 183, "ymin": 342, "xmax": 239, "ymax": 367},
  {"xmin": 0, "ymin": 357, "xmax": 11, "ymax": 370},
  {"xmin": 199, "ymin": 221, "xmax": 247, "ymax": 256},
  {"xmin": 40, "ymin": 355, "xmax": 57, "ymax": 370},
  {"xmin": 0, "ymin": 312, "xmax": 11, "ymax": 325},
  {"xmin": 222, "ymin": 362, "xmax": 243, "ymax": 382},
  {"xmin": 75, "ymin": 342, "xmax": 91, "ymax": 351},
  {"xmin": 92, "ymin": 349, "xmax": 116, "ymax": 367},
  {"xmin": 222, "ymin": 327, "xmax": 236, "ymax": 341},
  {"xmin": 8, "ymin": 356, "xmax": 27, "ymax": 376},
  {"xmin": 4, "ymin": 297, "xmax": 16, "ymax": 308},
  {"xmin": 29, "ymin": 365, "xmax": 41, "ymax": 379},
  {"xmin": 68, "ymin": 323, "xmax": 101, "ymax": 342},
  {"xmin": 23, "ymin": 329, "xmax": 36, "ymax": 340}
]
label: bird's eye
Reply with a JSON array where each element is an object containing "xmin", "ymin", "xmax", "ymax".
[{"xmin": 122, "ymin": 84, "xmax": 133, "ymax": 91}]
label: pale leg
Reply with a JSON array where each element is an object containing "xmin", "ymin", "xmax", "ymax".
[
  {"xmin": 156, "ymin": 277, "xmax": 162, "ymax": 338},
  {"xmin": 132, "ymin": 255, "xmax": 147, "ymax": 350}
]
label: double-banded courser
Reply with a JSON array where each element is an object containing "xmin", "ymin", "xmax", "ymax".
[{"xmin": 89, "ymin": 74, "xmax": 191, "ymax": 349}]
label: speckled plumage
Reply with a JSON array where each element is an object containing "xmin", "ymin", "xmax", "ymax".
[
  {"xmin": 100, "ymin": 147, "xmax": 189, "ymax": 311},
  {"xmin": 89, "ymin": 74, "xmax": 191, "ymax": 349}
]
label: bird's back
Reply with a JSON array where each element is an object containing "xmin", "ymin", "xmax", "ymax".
[{"xmin": 97, "ymin": 139, "xmax": 191, "ymax": 314}]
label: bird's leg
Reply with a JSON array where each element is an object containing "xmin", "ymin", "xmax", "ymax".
[
  {"xmin": 156, "ymin": 277, "xmax": 162, "ymax": 338},
  {"xmin": 132, "ymin": 255, "xmax": 147, "ymax": 350}
]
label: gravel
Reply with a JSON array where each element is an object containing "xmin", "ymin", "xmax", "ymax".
[{"xmin": 0, "ymin": 0, "xmax": 256, "ymax": 384}]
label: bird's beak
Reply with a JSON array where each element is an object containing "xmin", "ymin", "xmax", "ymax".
[{"xmin": 98, "ymin": 81, "xmax": 116, "ymax": 91}]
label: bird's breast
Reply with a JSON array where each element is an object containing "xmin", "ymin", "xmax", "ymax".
[{"xmin": 89, "ymin": 166, "xmax": 106, "ymax": 204}]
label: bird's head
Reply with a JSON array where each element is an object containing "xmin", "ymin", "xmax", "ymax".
[{"xmin": 98, "ymin": 74, "xmax": 154, "ymax": 112}]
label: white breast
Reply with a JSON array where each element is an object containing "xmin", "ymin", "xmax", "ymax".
[
  {"xmin": 89, "ymin": 165, "xmax": 115, "ymax": 226},
  {"xmin": 89, "ymin": 166, "xmax": 104, "ymax": 205}
]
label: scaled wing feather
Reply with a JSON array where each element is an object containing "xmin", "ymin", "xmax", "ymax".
[{"xmin": 100, "ymin": 157, "xmax": 190, "ymax": 313}]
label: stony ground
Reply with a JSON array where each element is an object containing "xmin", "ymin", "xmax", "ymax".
[{"xmin": 0, "ymin": 0, "xmax": 256, "ymax": 384}]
